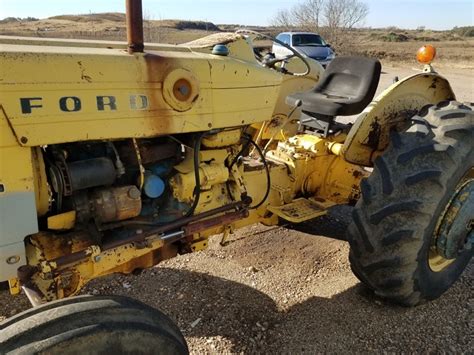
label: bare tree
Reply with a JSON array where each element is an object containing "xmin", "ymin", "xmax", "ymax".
[
  {"xmin": 270, "ymin": 0, "xmax": 369, "ymax": 47},
  {"xmin": 143, "ymin": 9, "xmax": 154, "ymax": 42},
  {"xmin": 324, "ymin": 0, "xmax": 368, "ymax": 44},
  {"xmin": 292, "ymin": 0, "xmax": 325, "ymax": 31},
  {"xmin": 272, "ymin": 9, "xmax": 294, "ymax": 30}
]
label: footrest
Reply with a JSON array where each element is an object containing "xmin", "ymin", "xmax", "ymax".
[{"xmin": 267, "ymin": 198, "xmax": 328, "ymax": 223}]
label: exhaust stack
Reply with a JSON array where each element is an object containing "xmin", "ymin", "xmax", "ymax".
[{"xmin": 126, "ymin": 0, "xmax": 144, "ymax": 54}]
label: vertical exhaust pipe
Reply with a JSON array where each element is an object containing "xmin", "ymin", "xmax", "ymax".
[{"xmin": 126, "ymin": 0, "xmax": 144, "ymax": 54}]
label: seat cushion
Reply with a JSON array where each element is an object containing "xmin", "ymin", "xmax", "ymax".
[{"xmin": 286, "ymin": 56, "xmax": 381, "ymax": 116}]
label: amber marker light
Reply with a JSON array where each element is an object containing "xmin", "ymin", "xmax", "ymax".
[{"xmin": 416, "ymin": 45, "xmax": 436, "ymax": 64}]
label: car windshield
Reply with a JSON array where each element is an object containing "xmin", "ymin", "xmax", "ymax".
[{"xmin": 292, "ymin": 34, "xmax": 326, "ymax": 46}]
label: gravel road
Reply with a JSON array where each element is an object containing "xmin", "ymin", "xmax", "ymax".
[{"xmin": 1, "ymin": 65, "xmax": 473, "ymax": 353}]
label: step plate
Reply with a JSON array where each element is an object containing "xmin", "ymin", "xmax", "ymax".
[{"xmin": 267, "ymin": 198, "xmax": 328, "ymax": 223}]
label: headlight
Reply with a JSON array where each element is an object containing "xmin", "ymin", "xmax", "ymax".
[{"xmin": 327, "ymin": 52, "xmax": 335, "ymax": 60}]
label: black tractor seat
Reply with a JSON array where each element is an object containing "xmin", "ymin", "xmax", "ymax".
[{"xmin": 287, "ymin": 56, "xmax": 381, "ymax": 118}]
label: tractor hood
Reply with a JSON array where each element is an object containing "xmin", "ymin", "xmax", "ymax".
[{"xmin": 0, "ymin": 34, "xmax": 284, "ymax": 147}]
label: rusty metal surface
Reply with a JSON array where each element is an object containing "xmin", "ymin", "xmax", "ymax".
[
  {"xmin": 117, "ymin": 141, "xmax": 179, "ymax": 165},
  {"xmin": 51, "ymin": 201, "xmax": 247, "ymax": 267},
  {"xmin": 436, "ymin": 177, "xmax": 474, "ymax": 259},
  {"xmin": 24, "ymin": 201, "xmax": 250, "ymax": 300},
  {"xmin": 183, "ymin": 209, "xmax": 249, "ymax": 236},
  {"xmin": 126, "ymin": 0, "xmax": 144, "ymax": 53},
  {"xmin": 102, "ymin": 201, "xmax": 247, "ymax": 250},
  {"xmin": 343, "ymin": 72, "xmax": 455, "ymax": 166},
  {"xmin": 138, "ymin": 142, "xmax": 180, "ymax": 165},
  {"xmin": 90, "ymin": 186, "xmax": 142, "ymax": 223}
]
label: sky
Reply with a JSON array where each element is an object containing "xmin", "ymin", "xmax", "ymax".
[{"xmin": 0, "ymin": 0, "xmax": 473, "ymax": 30}]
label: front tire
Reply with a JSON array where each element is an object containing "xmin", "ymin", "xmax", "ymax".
[
  {"xmin": 0, "ymin": 295, "xmax": 188, "ymax": 354},
  {"xmin": 347, "ymin": 101, "xmax": 473, "ymax": 306}
]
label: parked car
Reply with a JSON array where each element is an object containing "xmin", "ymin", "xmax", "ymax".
[{"xmin": 272, "ymin": 32, "xmax": 335, "ymax": 68}]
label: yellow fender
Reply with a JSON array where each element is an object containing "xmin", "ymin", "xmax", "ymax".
[{"xmin": 343, "ymin": 71, "xmax": 455, "ymax": 166}]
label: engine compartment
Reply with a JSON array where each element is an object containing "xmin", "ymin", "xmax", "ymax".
[
  {"xmin": 40, "ymin": 130, "xmax": 249, "ymax": 245},
  {"xmin": 45, "ymin": 137, "xmax": 180, "ymax": 224}
]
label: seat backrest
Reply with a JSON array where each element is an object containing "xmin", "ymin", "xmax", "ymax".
[{"xmin": 315, "ymin": 56, "xmax": 381, "ymax": 103}]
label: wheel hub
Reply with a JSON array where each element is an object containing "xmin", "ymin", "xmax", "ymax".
[{"xmin": 436, "ymin": 179, "xmax": 474, "ymax": 259}]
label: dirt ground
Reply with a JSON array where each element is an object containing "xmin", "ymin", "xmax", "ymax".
[
  {"xmin": 0, "ymin": 66, "xmax": 473, "ymax": 353},
  {"xmin": 378, "ymin": 64, "xmax": 473, "ymax": 102}
]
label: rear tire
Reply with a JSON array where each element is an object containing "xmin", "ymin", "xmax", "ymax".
[
  {"xmin": 0, "ymin": 295, "xmax": 188, "ymax": 354},
  {"xmin": 347, "ymin": 101, "xmax": 474, "ymax": 306}
]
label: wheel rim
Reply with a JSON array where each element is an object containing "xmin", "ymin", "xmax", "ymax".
[{"xmin": 429, "ymin": 168, "xmax": 474, "ymax": 272}]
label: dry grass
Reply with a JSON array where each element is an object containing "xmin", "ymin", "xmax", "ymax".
[
  {"xmin": 1, "ymin": 13, "xmax": 472, "ymax": 67},
  {"xmin": 0, "ymin": 13, "xmax": 219, "ymax": 44},
  {"xmin": 337, "ymin": 28, "xmax": 474, "ymax": 67}
]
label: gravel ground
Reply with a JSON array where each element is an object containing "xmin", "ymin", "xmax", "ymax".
[
  {"xmin": 1, "ymin": 206, "xmax": 472, "ymax": 353},
  {"xmin": 1, "ymin": 66, "xmax": 473, "ymax": 353}
]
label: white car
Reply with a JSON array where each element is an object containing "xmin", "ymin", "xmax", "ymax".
[{"xmin": 272, "ymin": 32, "xmax": 335, "ymax": 68}]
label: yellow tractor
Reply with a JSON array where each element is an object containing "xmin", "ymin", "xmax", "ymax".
[{"xmin": 1, "ymin": 1, "xmax": 472, "ymax": 353}]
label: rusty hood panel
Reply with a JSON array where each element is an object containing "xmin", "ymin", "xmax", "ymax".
[{"xmin": 0, "ymin": 37, "xmax": 282, "ymax": 146}]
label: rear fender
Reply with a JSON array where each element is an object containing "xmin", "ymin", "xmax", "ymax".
[{"xmin": 343, "ymin": 72, "xmax": 455, "ymax": 166}]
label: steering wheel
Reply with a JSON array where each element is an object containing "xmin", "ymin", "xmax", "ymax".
[{"xmin": 235, "ymin": 29, "xmax": 311, "ymax": 77}]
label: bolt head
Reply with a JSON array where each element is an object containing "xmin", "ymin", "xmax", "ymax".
[{"xmin": 6, "ymin": 255, "xmax": 20, "ymax": 265}]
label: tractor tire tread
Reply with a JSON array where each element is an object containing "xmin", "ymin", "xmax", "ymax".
[
  {"xmin": 0, "ymin": 295, "xmax": 188, "ymax": 354},
  {"xmin": 347, "ymin": 100, "xmax": 474, "ymax": 306}
]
